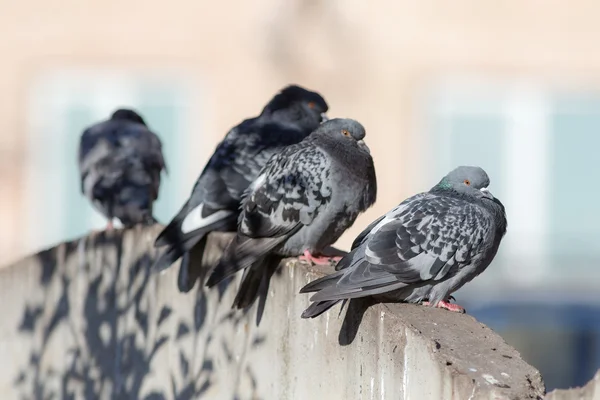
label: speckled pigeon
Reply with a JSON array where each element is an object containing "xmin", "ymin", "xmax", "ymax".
[
  {"xmin": 301, "ymin": 166, "xmax": 507, "ymax": 318},
  {"xmin": 206, "ymin": 118, "xmax": 377, "ymax": 311},
  {"xmin": 153, "ymin": 85, "xmax": 329, "ymax": 292},
  {"xmin": 78, "ymin": 108, "xmax": 166, "ymax": 229}
]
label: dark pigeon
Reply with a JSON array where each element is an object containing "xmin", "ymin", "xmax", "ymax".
[
  {"xmin": 153, "ymin": 85, "xmax": 329, "ymax": 292},
  {"xmin": 301, "ymin": 166, "xmax": 507, "ymax": 318},
  {"xmin": 206, "ymin": 118, "xmax": 377, "ymax": 315},
  {"xmin": 78, "ymin": 108, "xmax": 166, "ymax": 229}
]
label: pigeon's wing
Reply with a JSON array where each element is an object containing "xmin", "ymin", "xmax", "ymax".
[
  {"xmin": 206, "ymin": 141, "xmax": 332, "ymax": 286},
  {"xmin": 214, "ymin": 119, "xmax": 311, "ymax": 204},
  {"xmin": 199, "ymin": 123, "xmax": 263, "ymax": 206},
  {"xmin": 153, "ymin": 120, "xmax": 309, "ymax": 278},
  {"xmin": 152, "ymin": 126, "xmax": 246, "ymax": 274},
  {"xmin": 239, "ymin": 141, "xmax": 331, "ymax": 239},
  {"xmin": 78, "ymin": 120, "xmax": 166, "ymax": 194},
  {"xmin": 155, "ymin": 125, "xmax": 248, "ymax": 250},
  {"xmin": 156, "ymin": 120, "xmax": 308, "ymax": 246},
  {"xmin": 348, "ymin": 193, "xmax": 428, "ymax": 254},
  {"xmin": 310, "ymin": 193, "xmax": 494, "ymax": 301},
  {"xmin": 115, "ymin": 124, "xmax": 167, "ymax": 200},
  {"xmin": 349, "ymin": 215, "xmax": 385, "ymax": 253},
  {"xmin": 153, "ymin": 120, "xmax": 281, "ymax": 273}
]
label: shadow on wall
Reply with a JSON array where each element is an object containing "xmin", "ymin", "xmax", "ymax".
[
  {"xmin": 11, "ymin": 230, "xmax": 266, "ymax": 400},
  {"xmin": 0, "ymin": 227, "xmax": 549, "ymax": 400}
]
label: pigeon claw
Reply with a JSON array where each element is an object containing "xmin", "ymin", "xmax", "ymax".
[
  {"xmin": 299, "ymin": 250, "xmax": 342, "ymax": 266},
  {"xmin": 106, "ymin": 221, "xmax": 114, "ymax": 231},
  {"xmin": 422, "ymin": 300, "xmax": 466, "ymax": 313}
]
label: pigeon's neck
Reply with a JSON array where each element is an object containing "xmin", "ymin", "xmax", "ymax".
[
  {"xmin": 431, "ymin": 185, "xmax": 508, "ymax": 237},
  {"xmin": 316, "ymin": 136, "xmax": 374, "ymax": 178},
  {"xmin": 430, "ymin": 185, "xmax": 483, "ymax": 204}
]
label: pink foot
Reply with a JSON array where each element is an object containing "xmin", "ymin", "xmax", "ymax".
[
  {"xmin": 299, "ymin": 250, "xmax": 342, "ymax": 266},
  {"xmin": 422, "ymin": 300, "xmax": 465, "ymax": 313},
  {"xmin": 105, "ymin": 221, "xmax": 114, "ymax": 231}
]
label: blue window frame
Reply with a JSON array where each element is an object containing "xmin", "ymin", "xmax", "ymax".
[
  {"xmin": 423, "ymin": 81, "xmax": 600, "ymax": 391},
  {"xmin": 25, "ymin": 70, "xmax": 198, "ymax": 249}
]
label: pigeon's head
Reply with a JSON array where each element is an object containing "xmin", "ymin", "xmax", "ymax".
[
  {"xmin": 111, "ymin": 108, "xmax": 147, "ymax": 126},
  {"xmin": 434, "ymin": 166, "xmax": 495, "ymax": 201},
  {"xmin": 313, "ymin": 118, "xmax": 371, "ymax": 154},
  {"xmin": 262, "ymin": 85, "xmax": 329, "ymax": 130}
]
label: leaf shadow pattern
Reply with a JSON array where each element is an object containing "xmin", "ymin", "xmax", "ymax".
[{"xmin": 12, "ymin": 229, "xmax": 269, "ymax": 400}]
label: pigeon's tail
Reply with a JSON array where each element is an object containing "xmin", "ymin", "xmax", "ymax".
[
  {"xmin": 153, "ymin": 230, "xmax": 205, "ymax": 274},
  {"xmin": 299, "ymin": 269, "xmax": 346, "ymax": 318},
  {"xmin": 176, "ymin": 239, "xmax": 208, "ymax": 293},
  {"xmin": 90, "ymin": 156, "xmax": 161, "ymax": 228},
  {"xmin": 153, "ymin": 203, "xmax": 237, "ymax": 274},
  {"xmin": 299, "ymin": 269, "xmax": 345, "ymax": 293},
  {"xmin": 232, "ymin": 255, "xmax": 281, "ymax": 311},
  {"xmin": 112, "ymin": 186, "xmax": 158, "ymax": 228},
  {"xmin": 301, "ymin": 300, "xmax": 341, "ymax": 319},
  {"xmin": 206, "ymin": 234, "xmax": 286, "ymax": 288}
]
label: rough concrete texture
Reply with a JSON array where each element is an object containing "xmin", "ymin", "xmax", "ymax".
[
  {"xmin": 545, "ymin": 370, "xmax": 600, "ymax": 400},
  {"xmin": 0, "ymin": 225, "xmax": 546, "ymax": 399}
]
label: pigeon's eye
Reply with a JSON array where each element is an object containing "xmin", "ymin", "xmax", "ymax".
[
  {"xmin": 308, "ymin": 101, "xmax": 316, "ymax": 109},
  {"xmin": 464, "ymin": 179, "xmax": 471, "ymax": 186},
  {"xmin": 341, "ymin": 129, "xmax": 351, "ymax": 137}
]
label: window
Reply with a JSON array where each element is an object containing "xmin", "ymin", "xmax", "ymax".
[
  {"xmin": 423, "ymin": 80, "xmax": 600, "ymax": 297},
  {"xmin": 24, "ymin": 69, "xmax": 200, "ymax": 252}
]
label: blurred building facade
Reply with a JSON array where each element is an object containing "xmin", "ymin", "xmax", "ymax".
[{"xmin": 1, "ymin": 0, "xmax": 600, "ymax": 390}]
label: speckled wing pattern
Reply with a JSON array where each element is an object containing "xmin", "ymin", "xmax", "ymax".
[
  {"xmin": 78, "ymin": 120, "xmax": 165, "ymax": 210},
  {"xmin": 153, "ymin": 119, "xmax": 311, "ymax": 290},
  {"xmin": 198, "ymin": 126, "xmax": 270, "ymax": 206},
  {"xmin": 205, "ymin": 140, "xmax": 333, "ymax": 288},
  {"xmin": 187, "ymin": 120, "xmax": 312, "ymax": 214},
  {"xmin": 239, "ymin": 141, "xmax": 332, "ymax": 239},
  {"xmin": 311, "ymin": 193, "xmax": 494, "ymax": 300}
]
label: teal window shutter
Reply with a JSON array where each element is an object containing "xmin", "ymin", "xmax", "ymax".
[
  {"xmin": 64, "ymin": 105, "xmax": 99, "ymax": 240},
  {"xmin": 549, "ymin": 96, "xmax": 600, "ymax": 273},
  {"xmin": 28, "ymin": 73, "xmax": 195, "ymax": 246}
]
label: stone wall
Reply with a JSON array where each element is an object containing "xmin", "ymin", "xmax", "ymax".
[{"xmin": 0, "ymin": 226, "xmax": 547, "ymax": 399}]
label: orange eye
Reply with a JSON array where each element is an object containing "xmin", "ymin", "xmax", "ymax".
[
  {"xmin": 308, "ymin": 101, "xmax": 316, "ymax": 109},
  {"xmin": 341, "ymin": 129, "xmax": 351, "ymax": 137},
  {"xmin": 464, "ymin": 179, "xmax": 471, "ymax": 186}
]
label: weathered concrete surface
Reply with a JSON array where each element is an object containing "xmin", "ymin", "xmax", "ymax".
[
  {"xmin": 545, "ymin": 370, "xmax": 600, "ymax": 400},
  {"xmin": 0, "ymin": 225, "xmax": 545, "ymax": 399}
]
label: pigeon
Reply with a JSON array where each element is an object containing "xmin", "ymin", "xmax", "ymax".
[
  {"xmin": 206, "ymin": 118, "xmax": 377, "ymax": 311},
  {"xmin": 300, "ymin": 166, "xmax": 507, "ymax": 318},
  {"xmin": 153, "ymin": 85, "xmax": 329, "ymax": 292},
  {"xmin": 78, "ymin": 108, "xmax": 167, "ymax": 229}
]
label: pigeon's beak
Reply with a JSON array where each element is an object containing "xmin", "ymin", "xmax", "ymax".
[
  {"xmin": 320, "ymin": 113, "xmax": 329, "ymax": 123},
  {"xmin": 357, "ymin": 139, "xmax": 370, "ymax": 154},
  {"xmin": 480, "ymin": 187, "xmax": 494, "ymax": 200}
]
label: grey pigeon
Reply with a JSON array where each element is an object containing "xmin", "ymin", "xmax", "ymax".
[
  {"xmin": 206, "ymin": 118, "xmax": 377, "ymax": 312},
  {"xmin": 301, "ymin": 166, "xmax": 507, "ymax": 318},
  {"xmin": 78, "ymin": 108, "xmax": 167, "ymax": 229},
  {"xmin": 154, "ymin": 85, "xmax": 329, "ymax": 292}
]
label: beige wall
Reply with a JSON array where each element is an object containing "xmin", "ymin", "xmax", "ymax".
[{"xmin": 3, "ymin": 0, "xmax": 600, "ymax": 265}]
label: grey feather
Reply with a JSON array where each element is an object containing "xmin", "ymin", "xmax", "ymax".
[
  {"xmin": 78, "ymin": 108, "xmax": 166, "ymax": 227},
  {"xmin": 301, "ymin": 165, "xmax": 507, "ymax": 318},
  {"xmin": 208, "ymin": 118, "xmax": 377, "ymax": 312},
  {"xmin": 153, "ymin": 85, "xmax": 329, "ymax": 291}
]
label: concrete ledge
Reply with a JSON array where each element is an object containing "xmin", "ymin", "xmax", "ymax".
[
  {"xmin": 0, "ymin": 225, "xmax": 545, "ymax": 399},
  {"xmin": 545, "ymin": 371, "xmax": 600, "ymax": 400}
]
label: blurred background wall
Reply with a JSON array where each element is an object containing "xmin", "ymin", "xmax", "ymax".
[{"xmin": 1, "ymin": 0, "xmax": 599, "ymax": 391}]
